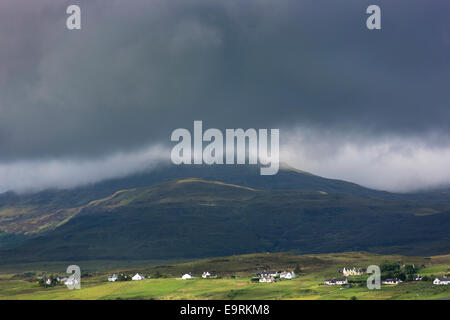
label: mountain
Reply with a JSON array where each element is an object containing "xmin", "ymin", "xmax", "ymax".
[
  {"xmin": 1, "ymin": 164, "xmax": 392, "ymax": 237},
  {"xmin": 0, "ymin": 171, "xmax": 449, "ymax": 264},
  {"xmin": 2, "ymin": 163, "xmax": 450, "ymax": 242}
]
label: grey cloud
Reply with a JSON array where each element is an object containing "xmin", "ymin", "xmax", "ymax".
[
  {"xmin": 0, "ymin": 0, "xmax": 450, "ymax": 192},
  {"xmin": 282, "ymin": 127, "xmax": 450, "ymax": 192},
  {"xmin": 0, "ymin": 144, "xmax": 168, "ymax": 193}
]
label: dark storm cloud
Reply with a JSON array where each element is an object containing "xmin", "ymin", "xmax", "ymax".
[{"xmin": 1, "ymin": 0, "xmax": 450, "ymax": 192}]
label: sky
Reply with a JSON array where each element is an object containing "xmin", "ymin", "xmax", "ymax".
[{"xmin": 1, "ymin": 0, "xmax": 450, "ymax": 193}]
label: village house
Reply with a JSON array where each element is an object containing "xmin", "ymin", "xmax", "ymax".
[
  {"xmin": 108, "ymin": 274, "xmax": 118, "ymax": 282},
  {"xmin": 256, "ymin": 271, "xmax": 279, "ymax": 278},
  {"xmin": 382, "ymin": 278, "xmax": 402, "ymax": 285},
  {"xmin": 433, "ymin": 277, "xmax": 450, "ymax": 285},
  {"xmin": 341, "ymin": 267, "xmax": 366, "ymax": 277},
  {"xmin": 259, "ymin": 276, "xmax": 276, "ymax": 283},
  {"xmin": 182, "ymin": 273, "xmax": 195, "ymax": 280},
  {"xmin": 324, "ymin": 278, "xmax": 348, "ymax": 286},
  {"xmin": 279, "ymin": 271, "xmax": 295, "ymax": 279},
  {"xmin": 202, "ymin": 272, "xmax": 217, "ymax": 279},
  {"xmin": 131, "ymin": 273, "xmax": 145, "ymax": 281}
]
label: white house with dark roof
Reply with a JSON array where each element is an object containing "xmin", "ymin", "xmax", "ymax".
[
  {"xmin": 324, "ymin": 278, "xmax": 348, "ymax": 285},
  {"xmin": 202, "ymin": 272, "xmax": 217, "ymax": 279},
  {"xmin": 259, "ymin": 276, "xmax": 276, "ymax": 283},
  {"xmin": 433, "ymin": 277, "xmax": 450, "ymax": 285},
  {"xmin": 108, "ymin": 274, "xmax": 118, "ymax": 282},
  {"xmin": 256, "ymin": 271, "xmax": 279, "ymax": 278},
  {"xmin": 382, "ymin": 278, "xmax": 402, "ymax": 285},
  {"xmin": 280, "ymin": 271, "xmax": 295, "ymax": 279}
]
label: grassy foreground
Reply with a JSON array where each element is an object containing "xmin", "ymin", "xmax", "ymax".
[{"xmin": 0, "ymin": 252, "xmax": 449, "ymax": 300}]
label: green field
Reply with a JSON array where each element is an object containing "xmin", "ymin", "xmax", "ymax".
[{"xmin": 0, "ymin": 252, "xmax": 449, "ymax": 300}]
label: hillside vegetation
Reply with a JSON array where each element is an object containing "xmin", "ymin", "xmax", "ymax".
[
  {"xmin": 2, "ymin": 163, "xmax": 450, "ymax": 239},
  {"xmin": 0, "ymin": 178, "xmax": 449, "ymax": 264}
]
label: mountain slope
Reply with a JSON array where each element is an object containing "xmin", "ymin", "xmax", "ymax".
[
  {"xmin": 1, "ymin": 178, "xmax": 449, "ymax": 264},
  {"xmin": 0, "ymin": 164, "xmax": 397, "ymax": 243}
]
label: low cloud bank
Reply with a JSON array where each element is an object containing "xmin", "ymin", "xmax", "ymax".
[
  {"xmin": 0, "ymin": 144, "xmax": 168, "ymax": 193},
  {"xmin": 4, "ymin": 130, "xmax": 450, "ymax": 193},
  {"xmin": 282, "ymin": 128, "xmax": 450, "ymax": 193}
]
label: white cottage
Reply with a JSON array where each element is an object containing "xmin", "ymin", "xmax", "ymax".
[
  {"xmin": 259, "ymin": 276, "xmax": 275, "ymax": 283},
  {"xmin": 108, "ymin": 274, "xmax": 118, "ymax": 282},
  {"xmin": 433, "ymin": 277, "xmax": 450, "ymax": 285},
  {"xmin": 324, "ymin": 278, "xmax": 348, "ymax": 285},
  {"xmin": 182, "ymin": 273, "xmax": 195, "ymax": 280},
  {"xmin": 342, "ymin": 267, "xmax": 365, "ymax": 277},
  {"xmin": 280, "ymin": 271, "xmax": 295, "ymax": 279},
  {"xmin": 132, "ymin": 273, "xmax": 144, "ymax": 281},
  {"xmin": 256, "ymin": 271, "xmax": 279, "ymax": 278},
  {"xmin": 382, "ymin": 278, "xmax": 402, "ymax": 285},
  {"xmin": 202, "ymin": 272, "xmax": 217, "ymax": 279}
]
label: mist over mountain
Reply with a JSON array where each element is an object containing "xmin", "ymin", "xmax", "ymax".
[{"xmin": 0, "ymin": 164, "xmax": 449, "ymax": 264}]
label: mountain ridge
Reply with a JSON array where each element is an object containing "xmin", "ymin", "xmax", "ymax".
[
  {"xmin": 0, "ymin": 164, "xmax": 449, "ymax": 262},
  {"xmin": 0, "ymin": 175, "xmax": 449, "ymax": 264}
]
